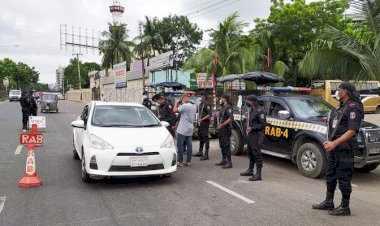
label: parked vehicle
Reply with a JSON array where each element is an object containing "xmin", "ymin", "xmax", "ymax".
[
  {"xmin": 8, "ymin": 90, "xmax": 22, "ymax": 101},
  {"xmin": 71, "ymin": 101, "xmax": 177, "ymax": 182},
  {"xmin": 40, "ymin": 93, "xmax": 59, "ymax": 113}
]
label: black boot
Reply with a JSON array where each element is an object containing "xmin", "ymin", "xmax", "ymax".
[
  {"xmin": 249, "ymin": 166, "xmax": 262, "ymax": 181},
  {"xmin": 193, "ymin": 151, "xmax": 203, "ymax": 157},
  {"xmin": 312, "ymin": 192, "xmax": 335, "ymax": 210},
  {"xmin": 200, "ymin": 149, "xmax": 209, "ymax": 160},
  {"xmin": 221, "ymin": 155, "xmax": 232, "ymax": 169},
  {"xmin": 328, "ymin": 199, "xmax": 351, "ymax": 216},
  {"xmin": 240, "ymin": 169, "xmax": 253, "ymax": 176},
  {"xmin": 215, "ymin": 155, "xmax": 226, "ymax": 166}
]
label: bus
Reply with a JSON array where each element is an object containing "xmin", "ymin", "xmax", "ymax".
[{"xmin": 310, "ymin": 80, "xmax": 380, "ymax": 113}]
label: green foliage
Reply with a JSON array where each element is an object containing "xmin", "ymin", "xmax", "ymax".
[
  {"xmin": 299, "ymin": 0, "xmax": 380, "ymax": 80},
  {"xmin": 181, "ymin": 48, "xmax": 214, "ymax": 73},
  {"xmin": 0, "ymin": 58, "xmax": 39, "ymax": 90},
  {"xmin": 63, "ymin": 58, "xmax": 100, "ymax": 91},
  {"xmin": 99, "ymin": 22, "xmax": 135, "ymax": 71}
]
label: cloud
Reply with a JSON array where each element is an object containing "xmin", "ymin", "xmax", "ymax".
[{"xmin": 0, "ymin": 0, "xmax": 273, "ymax": 84}]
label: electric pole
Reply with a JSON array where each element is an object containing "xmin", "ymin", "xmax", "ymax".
[
  {"xmin": 139, "ymin": 22, "xmax": 146, "ymax": 90},
  {"xmin": 72, "ymin": 53, "xmax": 83, "ymax": 99}
]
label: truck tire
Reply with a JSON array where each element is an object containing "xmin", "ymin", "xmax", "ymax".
[
  {"xmin": 231, "ymin": 129, "xmax": 243, "ymax": 156},
  {"xmin": 355, "ymin": 163, "xmax": 379, "ymax": 173},
  {"xmin": 296, "ymin": 142, "xmax": 326, "ymax": 178}
]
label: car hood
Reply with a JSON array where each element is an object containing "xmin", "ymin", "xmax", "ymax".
[{"xmin": 90, "ymin": 125, "xmax": 170, "ymax": 148}]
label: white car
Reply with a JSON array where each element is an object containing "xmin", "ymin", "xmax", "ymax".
[{"xmin": 71, "ymin": 101, "xmax": 177, "ymax": 182}]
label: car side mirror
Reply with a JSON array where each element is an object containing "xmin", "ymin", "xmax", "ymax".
[
  {"xmin": 278, "ymin": 110, "xmax": 290, "ymax": 120},
  {"xmin": 71, "ymin": 120, "xmax": 85, "ymax": 128},
  {"xmin": 161, "ymin": 121, "xmax": 170, "ymax": 127}
]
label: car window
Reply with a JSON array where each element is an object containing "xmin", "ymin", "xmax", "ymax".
[
  {"xmin": 81, "ymin": 105, "xmax": 89, "ymax": 123},
  {"xmin": 287, "ymin": 98, "xmax": 334, "ymax": 120},
  {"xmin": 269, "ymin": 102, "xmax": 286, "ymax": 118},
  {"xmin": 91, "ymin": 105, "xmax": 159, "ymax": 127}
]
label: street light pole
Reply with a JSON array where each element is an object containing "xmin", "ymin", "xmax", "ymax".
[{"xmin": 72, "ymin": 53, "xmax": 83, "ymax": 100}]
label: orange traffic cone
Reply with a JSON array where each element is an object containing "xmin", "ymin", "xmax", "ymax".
[{"xmin": 18, "ymin": 144, "xmax": 42, "ymax": 187}]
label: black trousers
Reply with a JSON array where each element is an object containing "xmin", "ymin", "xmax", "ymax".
[
  {"xmin": 218, "ymin": 127, "xmax": 231, "ymax": 157},
  {"xmin": 22, "ymin": 108, "xmax": 30, "ymax": 130},
  {"xmin": 326, "ymin": 148, "xmax": 354, "ymax": 200},
  {"xmin": 246, "ymin": 132, "xmax": 263, "ymax": 169},
  {"xmin": 198, "ymin": 122, "xmax": 209, "ymax": 151}
]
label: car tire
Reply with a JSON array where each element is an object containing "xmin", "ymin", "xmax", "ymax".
[
  {"xmin": 231, "ymin": 128, "xmax": 243, "ymax": 156},
  {"xmin": 296, "ymin": 142, "xmax": 326, "ymax": 178},
  {"xmin": 81, "ymin": 151, "xmax": 92, "ymax": 183},
  {"xmin": 56, "ymin": 109, "xmax": 59, "ymax": 113},
  {"xmin": 355, "ymin": 163, "xmax": 379, "ymax": 173},
  {"xmin": 73, "ymin": 138, "xmax": 80, "ymax": 160},
  {"xmin": 375, "ymin": 106, "xmax": 380, "ymax": 114}
]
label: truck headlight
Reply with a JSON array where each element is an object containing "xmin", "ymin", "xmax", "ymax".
[
  {"xmin": 161, "ymin": 134, "xmax": 174, "ymax": 148},
  {"xmin": 90, "ymin": 135, "xmax": 114, "ymax": 150}
]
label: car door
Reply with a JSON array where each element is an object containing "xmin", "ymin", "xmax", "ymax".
[
  {"xmin": 263, "ymin": 98, "xmax": 293, "ymax": 153},
  {"xmin": 75, "ymin": 105, "xmax": 90, "ymax": 157}
]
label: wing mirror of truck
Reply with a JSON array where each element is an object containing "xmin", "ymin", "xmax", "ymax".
[{"xmin": 278, "ymin": 110, "xmax": 290, "ymax": 120}]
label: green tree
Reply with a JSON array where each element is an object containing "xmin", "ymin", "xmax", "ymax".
[
  {"xmin": 134, "ymin": 16, "xmax": 164, "ymax": 58},
  {"xmin": 0, "ymin": 58, "xmax": 39, "ymax": 90},
  {"xmin": 63, "ymin": 58, "xmax": 100, "ymax": 90},
  {"xmin": 299, "ymin": 0, "xmax": 380, "ymax": 81},
  {"xmin": 253, "ymin": 0, "xmax": 349, "ymax": 85},
  {"xmin": 99, "ymin": 22, "xmax": 135, "ymax": 71},
  {"xmin": 181, "ymin": 48, "xmax": 214, "ymax": 73},
  {"xmin": 155, "ymin": 15, "xmax": 203, "ymax": 64}
]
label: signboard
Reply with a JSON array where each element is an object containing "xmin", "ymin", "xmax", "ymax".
[
  {"xmin": 28, "ymin": 116, "xmax": 46, "ymax": 129},
  {"xmin": 197, "ymin": 73, "xmax": 213, "ymax": 89},
  {"xmin": 126, "ymin": 59, "xmax": 148, "ymax": 81},
  {"xmin": 148, "ymin": 51, "xmax": 173, "ymax": 72},
  {"xmin": 113, "ymin": 61, "xmax": 127, "ymax": 88},
  {"xmin": 19, "ymin": 133, "xmax": 44, "ymax": 145},
  {"xmin": 226, "ymin": 80, "xmax": 246, "ymax": 90}
]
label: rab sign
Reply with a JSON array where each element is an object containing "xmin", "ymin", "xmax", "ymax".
[{"xmin": 19, "ymin": 133, "xmax": 43, "ymax": 146}]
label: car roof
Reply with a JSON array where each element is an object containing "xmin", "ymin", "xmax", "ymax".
[{"xmin": 92, "ymin": 101, "xmax": 144, "ymax": 107}]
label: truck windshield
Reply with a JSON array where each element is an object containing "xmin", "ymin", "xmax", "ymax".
[{"xmin": 287, "ymin": 98, "xmax": 334, "ymax": 120}]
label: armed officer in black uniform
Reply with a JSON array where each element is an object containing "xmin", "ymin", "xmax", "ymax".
[
  {"xmin": 30, "ymin": 90, "xmax": 38, "ymax": 116},
  {"xmin": 312, "ymin": 82, "xmax": 364, "ymax": 216},
  {"xmin": 152, "ymin": 94, "xmax": 177, "ymax": 137},
  {"xmin": 20, "ymin": 90, "xmax": 32, "ymax": 132},
  {"xmin": 193, "ymin": 92, "xmax": 212, "ymax": 160},
  {"xmin": 240, "ymin": 95, "xmax": 266, "ymax": 181},
  {"xmin": 215, "ymin": 94, "xmax": 234, "ymax": 169},
  {"xmin": 142, "ymin": 91, "xmax": 152, "ymax": 110}
]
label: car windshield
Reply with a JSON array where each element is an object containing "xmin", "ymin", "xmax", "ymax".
[
  {"xmin": 10, "ymin": 90, "xmax": 21, "ymax": 95},
  {"xmin": 43, "ymin": 94, "xmax": 56, "ymax": 101},
  {"xmin": 91, "ymin": 105, "xmax": 160, "ymax": 127},
  {"xmin": 287, "ymin": 98, "xmax": 334, "ymax": 120}
]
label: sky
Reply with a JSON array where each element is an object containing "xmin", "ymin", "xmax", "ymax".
[{"xmin": 0, "ymin": 0, "xmax": 316, "ymax": 84}]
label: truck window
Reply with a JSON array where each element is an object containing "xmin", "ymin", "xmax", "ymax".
[{"xmin": 269, "ymin": 102, "xmax": 285, "ymax": 118}]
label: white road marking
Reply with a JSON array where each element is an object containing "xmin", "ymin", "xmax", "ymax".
[
  {"xmin": 206, "ymin": 180, "xmax": 255, "ymax": 204},
  {"xmin": 15, "ymin": 145, "xmax": 23, "ymax": 155},
  {"xmin": 352, "ymin": 184, "xmax": 359, "ymax": 187},
  {"xmin": 0, "ymin": 197, "xmax": 6, "ymax": 215}
]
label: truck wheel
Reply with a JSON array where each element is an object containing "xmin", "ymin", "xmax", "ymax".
[
  {"xmin": 231, "ymin": 129, "xmax": 243, "ymax": 156},
  {"xmin": 355, "ymin": 163, "xmax": 379, "ymax": 173},
  {"xmin": 296, "ymin": 142, "xmax": 326, "ymax": 178}
]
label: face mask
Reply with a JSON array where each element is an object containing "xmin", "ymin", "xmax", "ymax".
[
  {"xmin": 219, "ymin": 99, "xmax": 224, "ymax": 106},
  {"xmin": 198, "ymin": 97, "xmax": 203, "ymax": 102},
  {"xmin": 335, "ymin": 90, "xmax": 341, "ymax": 101}
]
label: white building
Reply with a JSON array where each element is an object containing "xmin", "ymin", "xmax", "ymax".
[{"xmin": 56, "ymin": 67, "xmax": 64, "ymax": 90}]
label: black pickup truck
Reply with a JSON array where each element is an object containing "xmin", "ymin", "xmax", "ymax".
[{"xmin": 227, "ymin": 94, "xmax": 380, "ymax": 178}]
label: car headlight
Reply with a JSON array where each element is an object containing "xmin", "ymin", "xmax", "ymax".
[
  {"xmin": 161, "ymin": 134, "xmax": 174, "ymax": 148},
  {"xmin": 89, "ymin": 134, "xmax": 114, "ymax": 150}
]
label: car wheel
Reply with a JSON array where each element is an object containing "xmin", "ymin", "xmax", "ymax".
[
  {"xmin": 231, "ymin": 129, "xmax": 243, "ymax": 156},
  {"xmin": 355, "ymin": 163, "xmax": 379, "ymax": 173},
  {"xmin": 56, "ymin": 109, "xmax": 59, "ymax": 113},
  {"xmin": 81, "ymin": 151, "xmax": 92, "ymax": 183},
  {"xmin": 296, "ymin": 142, "xmax": 326, "ymax": 178},
  {"xmin": 72, "ymin": 138, "xmax": 79, "ymax": 160},
  {"xmin": 375, "ymin": 106, "xmax": 380, "ymax": 114}
]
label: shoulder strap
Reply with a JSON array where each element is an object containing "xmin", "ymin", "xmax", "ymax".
[{"xmin": 330, "ymin": 103, "xmax": 349, "ymax": 140}]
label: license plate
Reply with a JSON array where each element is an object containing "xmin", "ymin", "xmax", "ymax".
[{"xmin": 130, "ymin": 157, "xmax": 149, "ymax": 167}]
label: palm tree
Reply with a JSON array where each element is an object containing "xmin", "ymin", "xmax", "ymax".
[
  {"xmin": 99, "ymin": 22, "xmax": 135, "ymax": 71},
  {"xmin": 181, "ymin": 48, "xmax": 214, "ymax": 73},
  {"xmin": 299, "ymin": 0, "xmax": 380, "ymax": 81}
]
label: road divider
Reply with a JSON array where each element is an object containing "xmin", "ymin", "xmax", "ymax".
[{"xmin": 206, "ymin": 181, "xmax": 255, "ymax": 204}]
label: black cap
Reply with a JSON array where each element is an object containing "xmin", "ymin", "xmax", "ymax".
[
  {"xmin": 339, "ymin": 82, "xmax": 356, "ymax": 92},
  {"xmin": 221, "ymin": 94, "xmax": 230, "ymax": 99},
  {"xmin": 245, "ymin": 95, "xmax": 258, "ymax": 102},
  {"xmin": 152, "ymin": 94, "xmax": 164, "ymax": 101}
]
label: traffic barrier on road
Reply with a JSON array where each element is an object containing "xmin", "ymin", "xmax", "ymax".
[{"xmin": 18, "ymin": 124, "xmax": 43, "ymax": 188}]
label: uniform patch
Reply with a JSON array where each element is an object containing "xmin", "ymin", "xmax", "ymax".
[
  {"xmin": 228, "ymin": 109, "xmax": 232, "ymax": 113},
  {"xmin": 207, "ymin": 106, "xmax": 211, "ymax": 109},
  {"xmin": 260, "ymin": 114, "xmax": 265, "ymax": 120},
  {"xmin": 168, "ymin": 105, "xmax": 172, "ymax": 109},
  {"xmin": 350, "ymin": 112, "xmax": 356, "ymax": 119}
]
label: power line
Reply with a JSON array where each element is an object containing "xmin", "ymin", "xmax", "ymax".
[
  {"xmin": 185, "ymin": 0, "xmax": 234, "ymax": 16},
  {"xmin": 189, "ymin": 0, "xmax": 241, "ymax": 19},
  {"xmin": 178, "ymin": 0, "xmax": 219, "ymax": 14}
]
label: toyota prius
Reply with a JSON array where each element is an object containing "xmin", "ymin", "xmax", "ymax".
[{"xmin": 71, "ymin": 101, "xmax": 177, "ymax": 182}]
